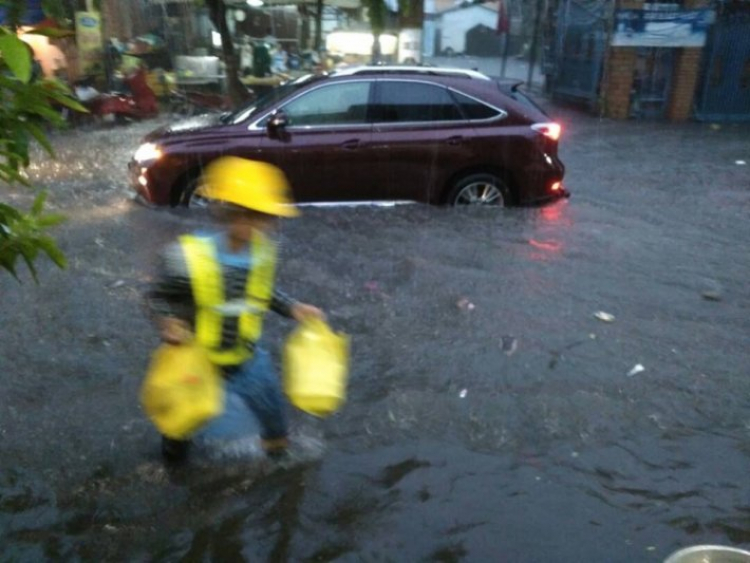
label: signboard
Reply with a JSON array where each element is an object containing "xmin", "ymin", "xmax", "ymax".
[
  {"xmin": 75, "ymin": 11, "xmax": 102, "ymax": 75},
  {"xmin": 612, "ymin": 8, "xmax": 714, "ymax": 47}
]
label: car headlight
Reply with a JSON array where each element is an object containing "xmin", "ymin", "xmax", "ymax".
[{"xmin": 133, "ymin": 142, "xmax": 163, "ymax": 163}]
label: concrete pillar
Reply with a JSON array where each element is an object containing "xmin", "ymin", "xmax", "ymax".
[
  {"xmin": 666, "ymin": 47, "xmax": 703, "ymax": 121},
  {"xmin": 603, "ymin": 0, "xmax": 643, "ymax": 119},
  {"xmin": 665, "ymin": 0, "xmax": 710, "ymax": 121},
  {"xmin": 604, "ymin": 47, "xmax": 638, "ymax": 119}
]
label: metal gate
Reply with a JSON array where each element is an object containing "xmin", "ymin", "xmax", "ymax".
[
  {"xmin": 630, "ymin": 48, "xmax": 675, "ymax": 119},
  {"xmin": 547, "ymin": 0, "xmax": 608, "ymax": 107},
  {"xmin": 695, "ymin": 1, "xmax": 750, "ymax": 122}
]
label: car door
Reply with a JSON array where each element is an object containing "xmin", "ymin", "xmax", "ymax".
[
  {"xmin": 369, "ymin": 79, "xmax": 476, "ymax": 203},
  {"xmin": 258, "ymin": 80, "xmax": 376, "ymax": 203}
]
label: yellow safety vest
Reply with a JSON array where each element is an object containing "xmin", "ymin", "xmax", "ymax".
[{"xmin": 180, "ymin": 233, "xmax": 277, "ymax": 366}]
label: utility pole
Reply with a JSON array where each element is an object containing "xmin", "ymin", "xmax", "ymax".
[
  {"xmin": 500, "ymin": 33, "xmax": 509, "ymax": 77},
  {"xmin": 526, "ymin": 0, "xmax": 544, "ymax": 88},
  {"xmin": 314, "ymin": 0, "xmax": 324, "ymax": 51}
]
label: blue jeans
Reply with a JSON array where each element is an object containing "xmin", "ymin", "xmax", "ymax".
[{"xmin": 192, "ymin": 348, "xmax": 288, "ymax": 442}]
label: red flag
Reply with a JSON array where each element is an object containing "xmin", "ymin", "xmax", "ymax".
[{"xmin": 496, "ymin": 0, "xmax": 510, "ymax": 34}]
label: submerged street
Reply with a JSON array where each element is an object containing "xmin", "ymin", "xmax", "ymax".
[{"xmin": 1, "ymin": 109, "xmax": 749, "ymax": 561}]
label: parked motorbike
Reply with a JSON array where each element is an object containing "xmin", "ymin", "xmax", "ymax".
[{"xmin": 76, "ymin": 67, "xmax": 158, "ymax": 124}]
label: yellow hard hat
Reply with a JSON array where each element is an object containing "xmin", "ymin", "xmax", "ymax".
[{"xmin": 198, "ymin": 156, "xmax": 299, "ymax": 217}]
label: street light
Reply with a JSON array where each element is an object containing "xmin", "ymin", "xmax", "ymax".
[{"xmin": 247, "ymin": 0, "xmax": 264, "ymax": 6}]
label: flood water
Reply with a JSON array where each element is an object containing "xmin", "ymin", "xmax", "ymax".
[{"xmin": 1, "ymin": 112, "xmax": 749, "ymax": 562}]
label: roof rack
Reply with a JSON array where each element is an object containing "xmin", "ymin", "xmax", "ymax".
[{"xmin": 332, "ymin": 65, "xmax": 492, "ymax": 81}]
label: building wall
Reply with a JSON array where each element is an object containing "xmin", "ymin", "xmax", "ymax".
[
  {"xmin": 438, "ymin": 6, "xmax": 498, "ymax": 54},
  {"xmin": 667, "ymin": 0, "xmax": 709, "ymax": 121},
  {"xmin": 602, "ymin": 0, "xmax": 710, "ymax": 121}
]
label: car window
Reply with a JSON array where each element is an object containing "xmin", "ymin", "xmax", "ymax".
[
  {"xmin": 450, "ymin": 90, "xmax": 502, "ymax": 120},
  {"xmin": 230, "ymin": 74, "xmax": 322, "ymax": 124},
  {"xmin": 510, "ymin": 89, "xmax": 548, "ymax": 116},
  {"xmin": 281, "ymin": 82, "xmax": 371, "ymax": 127},
  {"xmin": 372, "ymin": 81, "xmax": 464, "ymax": 123}
]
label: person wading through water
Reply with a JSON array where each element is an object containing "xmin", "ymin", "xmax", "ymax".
[{"xmin": 148, "ymin": 157, "xmax": 324, "ymax": 462}]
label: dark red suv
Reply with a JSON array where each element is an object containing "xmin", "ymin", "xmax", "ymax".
[{"xmin": 129, "ymin": 66, "xmax": 567, "ymax": 208}]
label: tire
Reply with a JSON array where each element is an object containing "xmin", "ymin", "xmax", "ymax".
[
  {"xmin": 447, "ymin": 173, "xmax": 510, "ymax": 207},
  {"xmin": 177, "ymin": 174, "xmax": 210, "ymax": 209}
]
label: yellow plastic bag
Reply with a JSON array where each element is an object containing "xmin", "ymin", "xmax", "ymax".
[
  {"xmin": 140, "ymin": 342, "xmax": 224, "ymax": 439},
  {"xmin": 283, "ymin": 319, "xmax": 350, "ymax": 417}
]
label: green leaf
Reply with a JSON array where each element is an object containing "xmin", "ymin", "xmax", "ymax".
[
  {"xmin": 0, "ymin": 255, "xmax": 19, "ymax": 280},
  {"xmin": 36, "ymin": 236, "xmax": 66, "ymax": 268},
  {"xmin": 19, "ymin": 251, "xmax": 39, "ymax": 282},
  {"xmin": 31, "ymin": 192, "xmax": 47, "ymax": 215},
  {"xmin": 42, "ymin": 85, "xmax": 89, "ymax": 113},
  {"xmin": 0, "ymin": 203, "xmax": 23, "ymax": 222},
  {"xmin": 24, "ymin": 121, "xmax": 55, "ymax": 156},
  {"xmin": 36, "ymin": 213, "xmax": 66, "ymax": 228},
  {"xmin": 0, "ymin": 34, "xmax": 32, "ymax": 83},
  {"xmin": 0, "ymin": 163, "xmax": 30, "ymax": 186},
  {"xmin": 23, "ymin": 27, "xmax": 75, "ymax": 39}
]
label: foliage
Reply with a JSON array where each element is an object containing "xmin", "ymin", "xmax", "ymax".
[{"xmin": 0, "ymin": 23, "xmax": 86, "ymax": 281}]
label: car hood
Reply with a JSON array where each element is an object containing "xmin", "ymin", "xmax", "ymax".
[{"xmin": 144, "ymin": 113, "xmax": 227, "ymax": 141}]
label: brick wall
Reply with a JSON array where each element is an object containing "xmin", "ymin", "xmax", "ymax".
[
  {"xmin": 602, "ymin": 0, "xmax": 709, "ymax": 121},
  {"xmin": 664, "ymin": 0, "xmax": 710, "ymax": 120},
  {"xmin": 603, "ymin": 0, "xmax": 643, "ymax": 119},
  {"xmin": 666, "ymin": 47, "xmax": 703, "ymax": 121},
  {"xmin": 604, "ymin": 47, "xmax": 637, "ymax": 119}
]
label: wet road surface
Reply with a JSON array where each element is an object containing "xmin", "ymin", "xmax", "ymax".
[{"xmin": 1, "ymin": 111, "xmax": 749, "ymax": 562}]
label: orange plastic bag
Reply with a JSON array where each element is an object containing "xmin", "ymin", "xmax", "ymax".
[
  {"xmin": 283, "ymin": 319, "xmax": 349, "ymax": 417},
  {"xmin": 140, "ymin": 342, "xmax": 224, "ymax": 439}
]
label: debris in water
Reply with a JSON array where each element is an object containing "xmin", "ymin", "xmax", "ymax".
[
  {"xmin": 459, "ymin": 389, "xmax": 467, "ymax": 398},
  {"xmin": 700, "ymin": 279, "xmax": 723, "ymax": 301},
  {"xmin": 109, "ymin": 279, "xmax": 125, "ymax": 289},
  {"xmin": 627, "ymin": 364, "xmax": 645, "ymax": 377},
  {"xmin": 104, "ymin": 524, "xmax": 117, "ymax": 533},
  {"xmin": 593, "ymin": 311, "xmax": 615, "ymax": 322},
  {"xmin": 589, "ymin": 333, "xmax": 597, "ymax": 339},
  {"xmin": 501, "ymin": 336, "xmax": 517, "ymax": 356},
  {"xmin": 736, "ymin": 160, "xmax": 746, "ymax": 166},
  {"xmin": 95, "ymin": 237, "xmax": 105, "ymax": 248},
  {"xmin": 701, "ymin": 290, "xmax": 722, "ymax": 302},
  {"xmin": 457, "ymin": 298, "xmax": 475, "ymax": 311}
]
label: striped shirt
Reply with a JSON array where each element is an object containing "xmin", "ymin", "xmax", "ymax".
[{"xmin": 147, "ymin": 232, "xmax": 296, "ymax": 351}]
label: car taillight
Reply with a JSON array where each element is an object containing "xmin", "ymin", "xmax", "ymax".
[
  {"xmin": 532, "ymin": 122, "xmax": 562, "ymax": 142},
  {"xmin": 551, "ymin": 181, "xmax": 561, "ymax": 192}
]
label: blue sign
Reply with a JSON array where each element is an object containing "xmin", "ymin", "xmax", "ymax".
[
  {"xmin": 612, "ymin": 8, "xmax": 715, "ymax": 47},
  {"xmin": 79, "ymin": 16, "xmax": 98, "ymax": 28}
]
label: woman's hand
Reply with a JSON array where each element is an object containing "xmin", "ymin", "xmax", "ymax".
[
  {"xmin": 157, "ymin": 317, "xmax": 193, "ymax": 345},
  {"xmin": 291, "ymin": 302, "xmax": 326, "ymax": 323}
]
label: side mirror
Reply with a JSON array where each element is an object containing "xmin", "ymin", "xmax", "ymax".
[{"xmin": 267, "ymin": 110, "xmax": 288, "ymax": 131}]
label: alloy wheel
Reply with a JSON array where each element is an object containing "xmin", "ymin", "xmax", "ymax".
[{"xmin": 454, "ymin": 182, "xmax": 505, "ymax": 206}]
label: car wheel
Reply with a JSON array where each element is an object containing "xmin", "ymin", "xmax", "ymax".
[
  {"xmin": 179, "ymin": 174, "xmax": 210, "ymax": 208},
  {"xmin": 448, "ymin": 173, "xmax": 510, "ymax": 207}
]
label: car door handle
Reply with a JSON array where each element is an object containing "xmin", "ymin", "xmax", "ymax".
[
  {"xmin": 446, "ymin": 135, "xmax": 463, "ymax": 145},
  {"xmin": 341, "ymin": 139, "xmax": 360, "ymax": 150}
]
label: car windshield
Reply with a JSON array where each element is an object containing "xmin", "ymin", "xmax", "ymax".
[{"xmin": 226, "ymin": 74, "xmax": 326, "ymax": 124}]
